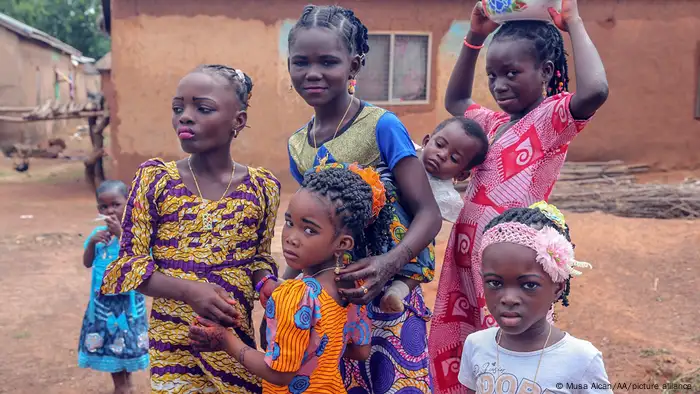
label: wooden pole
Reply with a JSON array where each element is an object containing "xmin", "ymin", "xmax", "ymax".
[
  {"xmin": 0, "ymin": 111, "xmax": 109, "ymax": 123},
  {"xmin": 0, "ymin": 107, "xmax": 36, "ymax": 113}
]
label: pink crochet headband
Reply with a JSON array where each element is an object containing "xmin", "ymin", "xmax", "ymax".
[{"xmin": 477, "ymin": 222, "xmax": 592, "ymax": 283}]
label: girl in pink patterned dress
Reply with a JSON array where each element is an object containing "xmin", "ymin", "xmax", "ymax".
[{"xmin": 428, "ymin": 0, "xmax": 609, "ymax": 392}]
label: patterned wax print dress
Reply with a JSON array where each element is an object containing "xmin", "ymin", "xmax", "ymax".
[
  {"xmin": 428, "ymin": 92, "xmax": 593, "ymax": 394},
  {"xmin": 262, "ymin": 276, "xmax": 371, "ymax": 394},
  {"xmin": 101, "ymin": 159, "xmax": 281, "ymax": 393},
  {"xmin": 287, "ymin": 102, "xmax": 434, "ymax": 393},
  {"xmin": 78, "ymin": 226, "xmax": 149, "ymax": 373}
]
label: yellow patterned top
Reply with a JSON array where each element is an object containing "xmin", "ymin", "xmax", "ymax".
[
  {"xmin": 101, "ymin": 158, "xmax": 280, "ymax": 393},
  {"xmin": 287, "ymin": 103, "xmax": 393, "ymax": 183},
  {"xmin": 287, "ymin": 102, "xmax": 436, "ymax": 283}
]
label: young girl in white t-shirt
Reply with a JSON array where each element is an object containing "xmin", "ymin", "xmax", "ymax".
[{"xmin": 459, "ymin": 202, "xmax": 613, "ymax": 394}]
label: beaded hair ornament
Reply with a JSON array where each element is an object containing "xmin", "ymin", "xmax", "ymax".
[
  {"xmin": 477, "ymin": 201, "xmax": 592, "ymax": 283},
  {"xmin": 310, "ymin": 162, "xmax": 387, "ymax": 224}
]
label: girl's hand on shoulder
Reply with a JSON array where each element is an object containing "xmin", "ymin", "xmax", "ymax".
[
  {"xmin": 90, "ymin": 230, "xmax": 112, "ymax": 246},
  {"xmin": 183, "ymin": 282, "xmax": 242, "ymax": 327},
  {"xmin": 469, "ymin": 1, "xmax": 499, "ymax": 38},
  {"xmin": 189, "ymin": 317, "xmax": 231, "ymax": 352},
  {"xmin": 337, "ymin": 254, "xmax": 399, "ymax": 305},
  {"xmin": 105, "ymin": 215, "xmax": 122, "ymax": 238},
  {"xmin": 548, "ymin": 0, "xmax": 582, "ymax": 32}
]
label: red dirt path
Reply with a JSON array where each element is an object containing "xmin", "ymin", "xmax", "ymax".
[{"xmin": 1, "ymin": 159, "xmax": 697, "ymax": 393}]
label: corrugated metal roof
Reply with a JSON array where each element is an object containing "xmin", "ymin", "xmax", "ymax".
[
  {"xmin": 0, "ymin": 11, "xmax": 82, "ymax": 56},
  {"xmin": 95, "ymin": 52, "xmax": 111, "ymax": 71}
]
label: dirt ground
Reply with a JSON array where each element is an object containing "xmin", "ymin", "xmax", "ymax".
[{"xmin": 1, "ymin": 158, "xmax": 699, "ymax": 394}]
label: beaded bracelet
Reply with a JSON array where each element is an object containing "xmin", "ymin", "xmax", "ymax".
[
  {"xmin": 255, "ymin": 274, "xmax": 277, "ymax": 294},
  {"xmin": 463, "ymin": 37, "xmax": 484, "ymax": 50}
]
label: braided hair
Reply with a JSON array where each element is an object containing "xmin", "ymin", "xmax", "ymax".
[
  {"xmin": 492, "ymin": 21, "xmax": 569, "ymax": 96},
  {"xmin": 194, "ymin": 64, "xmax": 254, "ymax": 109},
  {"xmin": 433, "ymin": 116, "xmax": 489, "ymax": 170},
  {"xmin": 288, "ymin": 5, "xmax": 370, "ymax": 65},
  {"xmin": 483, "ymin": 207, "xmax": 573, "ymax": 307},
  {"xmin": 301, "ymin": 167, "xmax": 393, "ymax": 260}
]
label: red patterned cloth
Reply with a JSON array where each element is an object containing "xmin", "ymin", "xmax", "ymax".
[{"xmin": 428, "ymin": 93, "xmax": 591, "ymax": 394}]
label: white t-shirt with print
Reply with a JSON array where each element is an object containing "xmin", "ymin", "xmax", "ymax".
[{"xmin": 459, "ymin": 327, "xmax": 613, "ymax": 394}]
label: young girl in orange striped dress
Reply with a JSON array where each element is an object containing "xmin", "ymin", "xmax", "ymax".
[{"xmin": 189, "ymin": 163, "xmax": 392, "ymax": 393}]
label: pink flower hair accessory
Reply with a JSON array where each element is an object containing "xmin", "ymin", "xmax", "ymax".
[{"xmin": 477, "ymin": 222, "xmax": 592, "ymax": 283}]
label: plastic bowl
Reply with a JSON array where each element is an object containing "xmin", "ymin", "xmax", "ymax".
[{"xmin": 482, "ymin": 0, "xmax": 561, "ymax": 24}]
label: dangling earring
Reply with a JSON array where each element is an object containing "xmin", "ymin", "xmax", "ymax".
[
  {"xmin": 542, "ymin": 82, "xmax": 547, "ymax": 98},
  {"xmin": 348, "ymin": 78, "xmax": 356, "ymax": 95}
]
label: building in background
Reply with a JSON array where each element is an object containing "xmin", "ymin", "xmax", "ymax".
[
  {"xmin": 0, "ymin": 12, "xmax": 99, "ymax": 149},
  {"xmin": 103, "ymin": 0, "xmax": 700, "ymax": 185}
]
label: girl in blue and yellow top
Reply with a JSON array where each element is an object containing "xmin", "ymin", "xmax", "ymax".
[
  {"xmin": 272, "ymin": 5, "xmax": 443, "ymax": 393},
  {"xmin": 78, "ymin": 180, "xmax": 148, "ymax": 394},
  {"xmin": 189, "ymin": 163, "xmax": 389, "ymax": 393}
]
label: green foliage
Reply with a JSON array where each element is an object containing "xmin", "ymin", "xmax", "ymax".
[{"xmin": 0, "ymin": 0, "xmax": 110, "ymax": 59}]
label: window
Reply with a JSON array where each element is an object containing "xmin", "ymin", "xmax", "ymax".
[{"xmin": 355, "ymin": 33, "xmax": 431, "ymax": 105}]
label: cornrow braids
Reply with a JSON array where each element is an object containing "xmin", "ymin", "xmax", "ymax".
[
  {"xmin": 195, "ymin": 64, "xmax": 254, "ymax": 109},
  {"xmin": 483, "ymin": 207, "xmax": 573, "ymax": 307},
  {"xmin": 301, "ymin": 167, "xmax": 393, "ymax": 260},
  {"xmin": 433, "ymin": 116, "xmax": 489, "ymax": 170},
  {"xmin": 493, "ymin": 20, "xmax": 569, "ymax": 97},
  {"xmin": 289, "ymin": 4, "xmax": 370, "ymax": 65}
]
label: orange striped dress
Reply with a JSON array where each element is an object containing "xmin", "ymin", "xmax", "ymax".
[{"xmin": 262, "ymin": 276, "xmax": 370, "ymax": 394}]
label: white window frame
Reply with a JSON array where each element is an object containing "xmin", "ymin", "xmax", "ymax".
[{"xmin": 360, "ymin": 31, "xmax": 432, "ymax": 106}]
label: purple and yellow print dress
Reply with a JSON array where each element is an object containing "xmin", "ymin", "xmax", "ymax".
[{"xmin": 101, "ymin": 159, "xmax": 281, "ymax": 393}]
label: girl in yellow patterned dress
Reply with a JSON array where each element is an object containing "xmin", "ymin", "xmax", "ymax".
[
  {"xmin": 101, "ymin": 65, "xmax": 281, "ymax": 393},
  {"xmin": 189, "ymin": 163, "xmax": 393, "ymax": 393}
]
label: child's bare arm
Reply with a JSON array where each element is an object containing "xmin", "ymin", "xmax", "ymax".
[
  {"xmin": 83, "ymin": 240, "xmax": 97, "ymax": 268},
  {"xmin": 190, "ymin": 319, "xmax": 297, "ymax": 386},
  {"xmin": 445, "ymin": 3, "xmax": 499, "ymax": 116},
  {"xmin": 83, "ymin": 231, "xmax": 110, "ymax": 268},
  {"xmin": 549, "ymin": 0, "xmax": 608, "ymax": 119},
  {"xmin": 84, "ymin": 148, "xmax": 106, "ymax": 194},
  {"xmin": 225, "ymin": 342, "xmax": 297, "ymax": 387}
]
